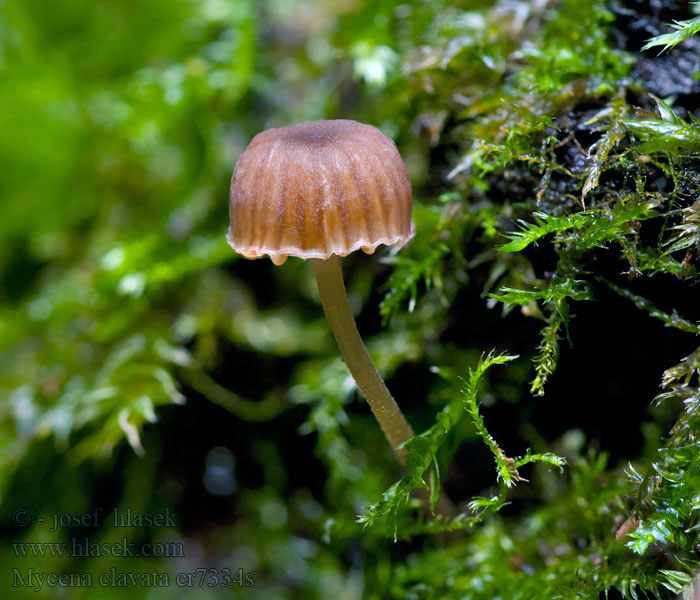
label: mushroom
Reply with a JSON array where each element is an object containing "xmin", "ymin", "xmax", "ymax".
[{"xmin": 227, "ymin": 119, "xmax": 416, "ymax": 466}]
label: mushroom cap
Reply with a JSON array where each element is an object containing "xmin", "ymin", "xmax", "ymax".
[{"xmin": 228, "ymin": 119, "xmax": 414, "ymax": 264}]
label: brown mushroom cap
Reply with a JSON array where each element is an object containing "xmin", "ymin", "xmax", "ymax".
[{"xmin": 227, "ymin": 119, "xmax": 414, "ymax": 265}]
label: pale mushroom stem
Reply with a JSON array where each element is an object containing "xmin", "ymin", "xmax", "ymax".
[
  {"xmin": 312, "ymin": 255, "xmax": 414, "ymax": 461},
  {"xmin": 312, "ymin": 255, "xmax": 454, "ymax": 518}
]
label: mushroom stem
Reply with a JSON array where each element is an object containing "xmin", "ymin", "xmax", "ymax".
[
  {"xmin": 312, "ymin": 255, "xmax": 414, "ymax": 464},
  {"xmin": 312, "ymin": 256, "xmax": 455, "ymax": 521}
]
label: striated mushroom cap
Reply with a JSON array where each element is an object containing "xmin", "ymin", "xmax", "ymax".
[{"xmin": 228, "ymin": 119, "xmax": 414, "ymax": 265}]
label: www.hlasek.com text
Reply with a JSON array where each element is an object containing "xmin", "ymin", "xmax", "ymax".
[{"xmin": 13, "ymin": 537, "xmax": 184, "ymax": 558}]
